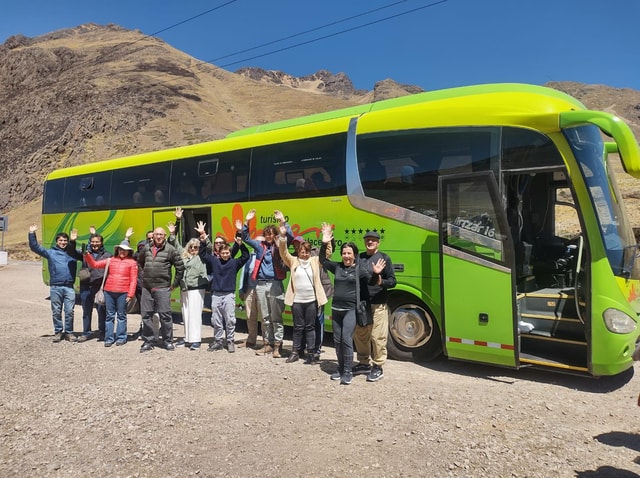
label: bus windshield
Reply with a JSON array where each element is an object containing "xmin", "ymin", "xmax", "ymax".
[{"xmin": 565, "ymin": 125, "xmax": 640, "ymax": 280}]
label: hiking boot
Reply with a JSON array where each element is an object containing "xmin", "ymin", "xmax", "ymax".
[
  {"xmin": 227, "ymin": 341, "xmax": 236, "ymax": 353},
  {"xmin": 366, "ymin": 366, "xmax": 384, "ymax": 382},
  {"xmin": 208, "ymin": 341, "xmax": 224, "ymax": 352},
  {"xmin": 285, "ymin": 351, "xmax": 299, "ymax": 363},
  {"xmin": 52, "ymin": 332, "xmax": 63, "ymax": 343},
  {"xmin": 272, "ymin": 341, "xmax": 282, "ymax": 358},
  {"xmin": 340, "ymin": 372, "xmax": 353, "ymax": 385},
  {"xmin": 254, "ymin": 341, "xmax": 273, "ymax": 355},
  {"xmin": 352, "ymin": 363, "xmax": 371, "ymax": 375}
]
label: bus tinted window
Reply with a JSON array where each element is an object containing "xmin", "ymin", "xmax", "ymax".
[
  {"xmin": 250, "ymin": 134, "xmax": 347, "ymax": 201},
  {"xmin": 502, "ymin": 127, "xmax": 563, "ymax": 170},
  {"xmin": 172, "ymin": 150, "xmax": 250, "ymax": 205},
  {"xmin": 357, "ymin": 128, "xmax": 499, "ymax": 216},
  {"xmin": 112, "ymin": 163, "xmax": 170, "ymax": 208},
  {"xmin": 43, "ymin": 178, "xmax": 66, "ymax": 214},
  {"xmin": 62, "ymin": 172, "xmax": 112, "ymax": 211}
]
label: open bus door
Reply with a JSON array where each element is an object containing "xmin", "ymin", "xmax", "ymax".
[{"xmin": 439, "ymin": 172, "xmax": 518, "ymax": 368}]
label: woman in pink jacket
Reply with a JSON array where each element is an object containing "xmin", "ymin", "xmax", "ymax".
[{"xmin": 85, "ymin": 240, "xmax": 138, "ymax": 347}]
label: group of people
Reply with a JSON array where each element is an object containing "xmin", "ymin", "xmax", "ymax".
[{"xmin": 28, "ymin": 207, "xmax": 397, "ymax": 384}]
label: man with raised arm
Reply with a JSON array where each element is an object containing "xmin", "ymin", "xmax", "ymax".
[
  {"xmin": 240, "ymin": 209, "xmax": 292, "ymax": 358},
  {"xmin": 137, "ymin": 226, "xmax": 185, "ymax": 352},
  {"xmin": 353, "ymin": 231, "xmax": 397, "ymax": 382},
  {"xmin": 28, "ymin": 224, "xmax": 79, "ymax": 342}
]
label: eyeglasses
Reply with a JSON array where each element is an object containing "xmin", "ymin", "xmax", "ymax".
[{"xmin": 188, "ymin": 245, "xmax": 198, "ymax": 250}]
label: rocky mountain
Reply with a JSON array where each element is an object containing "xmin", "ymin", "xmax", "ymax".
[{"xmin": 1, "ymin": 23, "xmax": 639, "ymax": 256}]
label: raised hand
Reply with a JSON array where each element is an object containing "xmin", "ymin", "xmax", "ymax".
[
  {"xmin": 29, "ymin": 224, "xmax": 38, "ymax": 233},
  {"xmin": 89, "ymin": 225, "xmax": 96, "ymax": 235},
  {"xmin": 167, "ymin": 222, "xmax": 176, "ymax": 235},
  {"xmin": 235, "ymin": 219, "xmax": 243, "ymax": 231},
  {"xmin": 245, "ymin": 209, "xmax": 256, "ymax": 222},
  {"xmin": 125, "ymin": 227, "xmax": 134, "ymax": 239},
  {"xmin": 372, "ymin": 257, "xmax": 387, "ymax": 274},
  {"xmin": 70, "ymin": 229, "xmax": 78, "ymax": 241},
  {"xmin": 274, "ymin": 209, "xmax": 285, "ymax": 224},
  {"xmin": 194, "ymin": 221, "xmax": 207, "ymax": 237},
  {"xmin": 175, "ymin": 206, "xmax": 183, "ymax": 219},
  {"xmin": 321, "ymin": 222, "xmax": 333, "ymax": 243}
]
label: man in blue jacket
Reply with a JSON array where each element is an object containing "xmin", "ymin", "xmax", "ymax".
[{"xmin": 28, "ymin": 224, "xmax": 79, "ymax": 342}]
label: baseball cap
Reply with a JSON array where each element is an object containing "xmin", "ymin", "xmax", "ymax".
[
  {"xmin": 363, "ymin": 231, "xmax": 380, "ymax": 240},
  {"xmin": 293, "ymin": 236, "xmax": 304, "ymax": 243}
]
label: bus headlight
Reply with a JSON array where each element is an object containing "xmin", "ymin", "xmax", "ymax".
[{"xmin": 603, "ymin": 308, "xmax": 637, "ymax": 334}]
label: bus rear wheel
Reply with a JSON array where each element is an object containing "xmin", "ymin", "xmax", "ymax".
[{"xmin": 386, "ymin": 294, "xmax": 441, "ymax": 362}]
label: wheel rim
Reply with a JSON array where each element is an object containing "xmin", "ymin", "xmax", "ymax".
[{"xmin": 389, "ymin": 303, "xmax": 433, "ymax": 348}]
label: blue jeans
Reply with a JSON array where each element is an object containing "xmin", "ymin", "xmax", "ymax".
[
  {"xmin": 50, "ymin": 285, "xmax": 75, "ymax": 334},
  {"xmin": 104, "ymin": 291, "xmax": 128, "ymax": 344},
  {"xmin": 80, "ymin": 286, "xmax": 107, "ymax": 337}
]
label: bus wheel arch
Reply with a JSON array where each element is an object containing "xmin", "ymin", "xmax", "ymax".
[{"xmin": 386, "ymin": 292, "xmax": 442, "ymax": 362}]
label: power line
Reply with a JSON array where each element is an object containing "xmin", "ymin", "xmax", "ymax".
[
  {"xmin": 217, "ymin": 0, "xmax": 448, "ymax": 69},
  {"xmin": 209, "ymin": 0, "xmax": 415, "ymax": 63}
]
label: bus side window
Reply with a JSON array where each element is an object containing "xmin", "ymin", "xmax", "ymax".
[
  {"xmin": 63, "ymin": 172, "xmax": 112, "ymax": 211},
  {"xmin": 250, "ymin": 133, "xmax": 347, "ymax": 201}
]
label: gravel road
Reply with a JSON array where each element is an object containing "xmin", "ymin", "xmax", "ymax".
[{"xmin": 1, "ymin": 260, "xmax": 639, "ymax": 477}]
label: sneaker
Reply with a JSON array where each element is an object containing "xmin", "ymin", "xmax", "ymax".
[
  {"xmin": 77, "ymin": 335, "xmax": 90, "ymax": 343},
  {"xmin": 313, "ymin": 351, "xmax": 321, "ymax": 362},
  {"xmin": 175, "ymin": 339, "xmax": 186, "ymax": 347},
  {"xmin": 115, "ymin": 340, "xmax": 126, "ymax": 346},
  {"xmin": 352, "ymin": 363, "xmax": 371, "ymax": 375},
  {"xmin": 52, "ymin": 333, "xmax": 63, "ymax": 343},
  {"xmin": 227, "ymin": 341, "xmax": 236, "ymax": 353},
  {"xmin": 65, "ymin": 333, "xmax": 77, "ymax": 342},
  {"xmin": 140, "ymin": 341, "xmax": 154, "ymax": 353},
  {"xmin": 104, "ymin": 342, "xmax": 113, "ymax": 348},
  {"xmin": 330, "ymin": 370, "xmax": 342, "ymax": 381},
  {"xmin": 366, "ymin": 366, "xmax": 384, "ymax": 382},
  {"xmin": 340, "ymin": 372, "xmax": 353, "ymax": 385},
  {"xmin": 208, "ymin": 341, "xmax": 224, "ymax": 352},
  {"xmin": 164, "ymin": 341, "xmax": 176, "ymax": 351},
  {"xmin": 189, "ymin": 342, "xmax": 201, "ymax": 351}
]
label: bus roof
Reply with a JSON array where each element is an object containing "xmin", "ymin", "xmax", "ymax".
[
  {"xmin": 46, "ymin": 83, "xmax": 587, "ymax": 181},
  {"xmin": 225, "ymin": 83, "xmax": 586, "ymax": 137}
]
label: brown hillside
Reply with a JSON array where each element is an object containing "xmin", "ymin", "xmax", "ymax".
[{"xmin": 1, "ymin": 24, "xmax": 639, "ymax": 258}]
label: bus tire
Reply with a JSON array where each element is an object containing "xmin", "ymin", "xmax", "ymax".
[{"xmin": 386, "ymin": 293, "xmax": 442, "ymax": 362}]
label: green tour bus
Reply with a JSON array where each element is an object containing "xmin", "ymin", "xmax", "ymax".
[{"xmin": 40, "ymin": 83, "xmax": 640, "ymax": 376}]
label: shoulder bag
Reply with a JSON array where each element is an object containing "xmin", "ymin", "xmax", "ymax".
[
  {"xmin": 94, "ymin": 258, "xmax": 110, "ymax": 305},
  {"xmin": 354, "ymin": 262, "xmax": 373, "ymax": 327}
]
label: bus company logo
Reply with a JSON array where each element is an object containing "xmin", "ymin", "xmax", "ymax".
[{"xmin": 452, "ymin": 214, "xmax": 495, "ymax": 238}]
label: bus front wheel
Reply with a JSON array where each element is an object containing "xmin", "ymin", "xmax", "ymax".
[{"xmin": 386, "ymin": 294, "xmax": 442, "ymax": 362}]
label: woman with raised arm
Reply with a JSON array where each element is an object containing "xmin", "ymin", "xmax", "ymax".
[
  {"xmin": 167, "ymin": 209, "xmax": 209, "ymax": 350},
  {"xmin": 318, "ymin": 223, "xmax": 386, "ymax": 384},
  {"xmin": 277, "ymin": 224, "xmax": 328, "ymax": 364},
  {"xmin": 83, "ymin": 234, "xmax": 138, "ymax": 347}
]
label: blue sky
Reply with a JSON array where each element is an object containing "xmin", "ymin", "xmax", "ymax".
[{"xmin": 1, "ymin": 0, "xmax": 638, "ymax": 92}]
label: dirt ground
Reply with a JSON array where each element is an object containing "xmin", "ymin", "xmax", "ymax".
[{"xmin": 1, "ymin": 260, "xmax": 640, "ymax": 477}]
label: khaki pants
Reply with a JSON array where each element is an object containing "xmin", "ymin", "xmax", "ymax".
[{"xmin": 354, "ymin": 303, "xmax": 389, "ymax": 367}]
